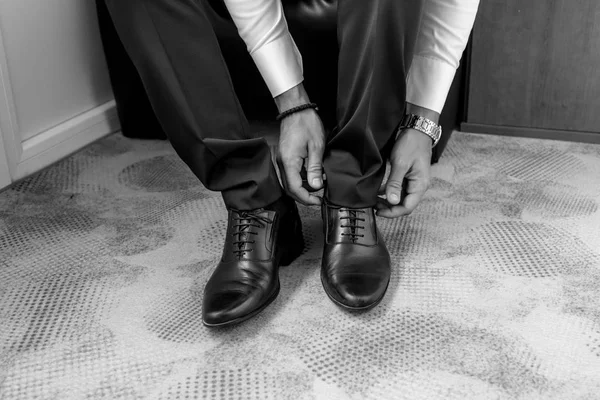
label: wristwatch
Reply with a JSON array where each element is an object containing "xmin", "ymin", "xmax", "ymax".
[{"xmin": 398, "ymin": 113, "xmax": 442, "ymax": 147}]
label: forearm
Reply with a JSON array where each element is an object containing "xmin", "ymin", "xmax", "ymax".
[{"xmin": 223, "ymin": 0, "xmax": 304, "ymax": 98}]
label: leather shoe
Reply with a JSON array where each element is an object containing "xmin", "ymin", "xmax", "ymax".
[
  {"xmin": 202, "ymin": 195, "xmax": 304, "ymax": 327},
  {"xmin": 321, "ymin": 200, "xmax": 391, "ymax": 310}
]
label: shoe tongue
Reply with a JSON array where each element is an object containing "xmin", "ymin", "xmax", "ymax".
[
  {"xmin": 343, "ymin": 209, "xmax": 359, "ymax": 242},
  {"xmin": 330, "ymin": 207, "xmax": 377, "ymax": 245},
  {"xmin": 236, "ymin": 224, "xmax": 250, "ymax": 252},
  {"xmin": 235, "ymin": 214, "xmax": 253, "ymax": 256}
]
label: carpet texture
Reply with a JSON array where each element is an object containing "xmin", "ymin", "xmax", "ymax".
[{"xmin": 1, "ymin": 129, "xmax": 600, "ymax": 399}]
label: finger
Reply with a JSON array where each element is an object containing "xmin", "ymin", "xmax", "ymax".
[
  {"xmin": 377, "ymin": 182, "xmax": 407, "ymax": 203},
  {"xmin": 378, "ymin": 181, "xmax": 387, "ymax": 196},
  {"xmin": 385, "ymin": 160, "xmax": 410, "ymax": 206},
  {"xmin": 281, "ymin": 157, "xmax": 321, "ymax": 206},
  {"xmin": 376, "ymin": 187, "xmax": 427, "ymax": 219},
  {"xmin": 375, "ymin": 194, "xmax": 394, "ymax": 210},
  {"xmin": 400, "ymin": 159, "xmax": 430, "ymax": 212},
  {"xmin": 305, "ymin": 141, "xmax": 324, "ymax": 190},
  {"xmin": 375, "ymin": 186, "xmax": 424, "ymax": 218},
  {"xmin": 374, "ymin": 198, "xmax": 411, "ymax": 218},
  {"xmin": 276, "ymin": 156, "xmax": 290, "ymax": 192},
  {"xmin": 272, "ymin": 151, "xmax": 285, "ymax": 188},
  {"xmin": 400, "ymin": 193, "xmax": 423, "ymax": 214},
  {"xmin": 378, "ymin": 162, "xmax": 392, "ymax": 195},
  {"xmin": 375, "ymin": 205, "xmax": 411, "ymax": 219},
  {"xmin": 375, "ymin": 177, "xmax": 429, "ymax": 218}
]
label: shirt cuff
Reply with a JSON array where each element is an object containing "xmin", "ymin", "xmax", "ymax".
[
  {"xmin": 250, "ymin": 34, "xmax": 304, "ymax": 97},
  {"xmin": 406, "ymin": 55, "xmax": 457, "ymax": 114}
]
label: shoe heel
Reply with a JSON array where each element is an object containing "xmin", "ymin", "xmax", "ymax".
[{"xmin": 280, "ymin": 219, "xmax": 304, "ymax": 267}]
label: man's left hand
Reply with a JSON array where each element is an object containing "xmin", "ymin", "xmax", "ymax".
[{"xmin": 375, "ymin": 128, "xmax": 432, "ymax": 218}]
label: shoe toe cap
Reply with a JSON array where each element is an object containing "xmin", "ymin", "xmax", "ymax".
[
  {"xmin": 202, "ymin": 291, "xmax": 248, "ymax": 326},
  {"xmin": 321, "ymin": 264, "xmax": 388, "ymax": 309},
  {"xmin": 336, "ymin": 274, "xmax": 388, "ymax": 308}
]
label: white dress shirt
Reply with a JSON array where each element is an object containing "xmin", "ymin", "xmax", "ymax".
[{"xmin": 223, "ymin": 0, "xmax": 479, "ymax": 114}]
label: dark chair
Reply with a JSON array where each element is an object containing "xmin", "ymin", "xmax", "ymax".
[{"xmin": 96, "ymin": 0, "xmax": 468, "ymax": 162}]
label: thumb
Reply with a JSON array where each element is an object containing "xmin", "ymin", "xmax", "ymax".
[
  {"xmin": 306, "ymin": 142, "xmax": 324, "ymax": 190},
  {"xmin": 385, "ymin": 161, "xmax": 410, "ymax": 205}
]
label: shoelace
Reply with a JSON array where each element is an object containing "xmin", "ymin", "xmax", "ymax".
[
  {"xmin": 339, "ymin": 208, "xmax": 366, "ymax": 242},
  {"xmin": 231, "ymin": 210, "xmax": 273, "ymax": 258}
]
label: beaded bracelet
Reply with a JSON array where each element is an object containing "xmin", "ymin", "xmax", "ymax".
[{"xmin": 276, "ymin": 103, "xmax": 319, "ymax": 122}]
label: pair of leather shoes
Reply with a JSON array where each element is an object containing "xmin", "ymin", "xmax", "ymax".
[{"xmin": 202, "ymin": 195, "xmax": 391, "ymax": 327}]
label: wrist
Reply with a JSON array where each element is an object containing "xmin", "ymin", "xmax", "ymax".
[
  {"xmin": 401, "ymin": 128, "xmax": 435, "ymax": 146},
  {"xmin": 274, "ymin": 82, "xmax": 311, "ymax": 113},
  {"xmin": 399, "ymin": 105, "xmax": 442, "ymax": 147},
  {"xmin": 405, "ymin": 102, "xmax": 440, "ymax": 124}
]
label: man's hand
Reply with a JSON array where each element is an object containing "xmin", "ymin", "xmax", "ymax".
[
  {"xmin": 274, "ymin": 83, "xmax": 326, "ymax": 206},
  {"xmin": 375, "ymin": 128, "xmax": 433, "ymax": 218},
  {"xmin": 376, "ymin": 103, "xmax": 439, "ymax": 218}
]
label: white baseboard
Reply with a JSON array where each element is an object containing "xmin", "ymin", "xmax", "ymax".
[{"xmin": 13, "ymin": 100, "xmax": 120, "ymax": 181}]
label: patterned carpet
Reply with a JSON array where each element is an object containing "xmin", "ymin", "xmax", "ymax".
[{"xmin": 1, "ymin": 128, "xmax": 600, "ymax": 399}]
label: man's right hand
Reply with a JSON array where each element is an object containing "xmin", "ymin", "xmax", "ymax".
[{"xmin": 274, "ymin": 83, "xmax": 326, "ymax": 206}]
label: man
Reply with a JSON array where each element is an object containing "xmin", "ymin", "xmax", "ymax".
[{"xmin": 104, "ymin": 0, "xmax": 479, "ymax": 327}]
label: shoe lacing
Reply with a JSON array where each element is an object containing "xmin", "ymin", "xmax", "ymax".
[
  {"xmin": 339, "ymin": 208, "xmax": 366, "ymax": 243},
  {"xmin": 231, "ymin": 210, "xmax": 273, "ymax": 258}
]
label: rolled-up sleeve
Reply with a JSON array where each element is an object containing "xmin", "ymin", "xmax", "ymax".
[
  {"xmin": 406, "ymin": 0, "xmax": 480, "ymax": 113},
  {"xmin": 223, "ymin": 0, "xmax": 304, "ymax": 97}
]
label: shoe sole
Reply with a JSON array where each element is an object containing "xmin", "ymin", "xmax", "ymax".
[
  {"xmin": 203, "ymin": 218, "xmax": 304, "ymax": 328},
  {"xmin": 320, "ymin": 274, "xmax": 390, "ymax": 311}
]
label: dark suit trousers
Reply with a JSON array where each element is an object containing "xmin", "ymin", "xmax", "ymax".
[{"xmin": 104, "ymin": 0, "xmax": 423, "ymax": 210}]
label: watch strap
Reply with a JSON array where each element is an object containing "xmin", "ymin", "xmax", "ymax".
[{"xmin": 399, "ymin": 113, "xmax": 442, "ymax": 147}]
